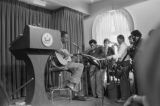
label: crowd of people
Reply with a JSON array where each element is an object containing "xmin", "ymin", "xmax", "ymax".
[
  {"xmin": 1, "ymin": 26, "xmax": 160, "ymax": 106},
  {"xmin": 52, "ymin": 29, "xmax": 143, "ymax": 102},
  {"xmin": 83, "ymin": 26, "xmax": 160, "ymax": 106},
  {"xmin": 47, "ymin": 26, "xmax": 160, "ymax": 106},
  {"xmin": 84, "ymin": 30, "xmax": 142, "ymax": 103}
]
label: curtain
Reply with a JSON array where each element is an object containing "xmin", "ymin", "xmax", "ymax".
[
  {"xmin": 53, "ymin": 7, "xmax": 84, "ymax": 53},
  {"xmin": 0, "ymin": 0, "xmax": 87, "ymax": 99},
  {"xmin": 92, "ymin": 9, "xmax": 134, "ymax": 45},
  {"xmin": 0, "ymin": 0, "xmax": 52, "ymax": 99}
]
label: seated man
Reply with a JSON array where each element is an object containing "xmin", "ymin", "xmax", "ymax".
[{"xmin": 52, "ymin": 31, "xmax": 85, "ymax": 100}]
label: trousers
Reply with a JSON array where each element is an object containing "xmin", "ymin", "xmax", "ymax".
[
  {"xmin": 65, "ymin": 62, "xmax": 84, "ymax": 85},
  {"xmin": 89, "ymin": 65, "xmax": 103, "ymax": 97},
  {"xmin": 119, "ymin": 61, "xmax": 131, "ymax": 100}
]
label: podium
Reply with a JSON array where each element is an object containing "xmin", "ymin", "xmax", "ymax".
[{"xmin": 10, "ymin": 25, "xmax": 62, "ymax": 106}]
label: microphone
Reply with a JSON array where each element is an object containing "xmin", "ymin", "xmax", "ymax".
[
  {"xmin": 110, "ymin": 42, "xmax": 118, "ymax": 47},
  {"xmin": 71, "ymin": 42, "xmax": 81, "ymax": 49},
  {"xmin": 19, "ymin": 34, "xmax": 23, "ymax": 36}
]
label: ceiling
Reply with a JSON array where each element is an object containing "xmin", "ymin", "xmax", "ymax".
[
  {"xmin": 56, "ymin": 0, "xmax": 103, "ymax": 3},
  {"xmin": 19, "ymin": 0, "xmax": 147, "ymax": 14}
]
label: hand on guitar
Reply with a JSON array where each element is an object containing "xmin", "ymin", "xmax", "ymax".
[
  {"xmin": 63, "ymin": 55, "xmax": 70, "ymax": 60},
  {"xmin": 51, "ymin": 59, "xmax": 69, "ymax": 70},
  {"xmin": 57, "ymin": 50, "xmax": 69, "ymax": 58},
  {"xmin": 53, "ymin": 49, "xmax": 73, "ymax": 66}
]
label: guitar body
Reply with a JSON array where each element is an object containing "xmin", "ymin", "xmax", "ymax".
[{"xmin": 53, "ymin": 52, "xmax": 71, "ymax": 66}]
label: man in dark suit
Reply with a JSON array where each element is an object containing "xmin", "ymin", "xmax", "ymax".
[{"xmin": 103, "ymin": 38, "xmax": 115, "ymax": 57}]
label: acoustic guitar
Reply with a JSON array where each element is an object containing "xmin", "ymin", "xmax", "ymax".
[
  {"xmin": 53, "ymin": 52, "xmax": 72, "ymax": 66},
  {"xmin": 53, "ymin": 50, "xmax": 109, "ymax": 69}
]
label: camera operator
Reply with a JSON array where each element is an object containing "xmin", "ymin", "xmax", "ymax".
[
  {"xmin": 128, "ymin": 30, "xmax": 142, "ymax": 60},
  {"xmin": 128, "ymin": 30, "xmax": 142, "ymax": 95}
]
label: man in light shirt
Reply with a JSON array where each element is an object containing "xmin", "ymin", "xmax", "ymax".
[
  {"xmin": 59, "ymin": 31, "xmax": 84, "ymax": 92},
  {"xmin": 52, "ymin": 31, "xmax": 86, "ymax": 101},
  {"xmin": 107, "ymin": 35, "xmax": 131, "ymax": 102},
  {"xmin": 108, "ymin": 35, "xmax": 130, "ymax": 62}
]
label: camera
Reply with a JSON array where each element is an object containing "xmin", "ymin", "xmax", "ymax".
[{"xmin": 128, "ymin": 30, "xmax": 142, "ymax": 59}]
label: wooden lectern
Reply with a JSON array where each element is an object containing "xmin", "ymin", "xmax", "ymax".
[{"xmin": 10, "ymin": 25, "xmax": 62, "ymax": 106}]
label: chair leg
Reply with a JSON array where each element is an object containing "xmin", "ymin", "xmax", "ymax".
[
  {"xmin": 50, "ymin": 71, "xmax": 73, "ymax": 103},
  {"xmin": 69, "ymin": 89, "xmax": 72, "ymax": 102},
  {"xmin": 58, "ymin": 72, "xmax": 61, "ymax": 89},
  {"xmin": 51, "ymin": 90, "xmax": 54, "ymax": 103}
]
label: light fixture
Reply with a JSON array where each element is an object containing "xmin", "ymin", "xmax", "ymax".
[
  {"xmin": 33, "ymin": 0, "xmax": 47, "ymax": 7},
  {"xmin": 90, "ymin": 0, "xmax": 94, "ymax": 3}
]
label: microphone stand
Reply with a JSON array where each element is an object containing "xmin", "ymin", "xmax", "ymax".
[
  {"xmin": 72, "ymin": 42, "xmax": 83, "ymax": 96},
  {"xmin": 71, "ymin": 42, "xmax": 81, "ymax": 63},
  {"xmin": 77, "ymin": 46, "xmax": 80, "ymax": 63},
  {"xmin": 10, "ymin": 78, "xmax": 34, "ymax": 98},
  {"xmin": 77, "ymin": 47, "xmax": 82, "ymax": 95}
]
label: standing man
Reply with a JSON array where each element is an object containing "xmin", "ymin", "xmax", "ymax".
[
  {"xmin": 87, "ymin": 39, "xmax": 104, "ymax": 98},
  {"xmin": 107, "ymin": 35, "xmax": 131, "ymax": 102},
  {"xmin": 103, "ymin": 38, "xmax": 115, "ymax": 57},
  {"xmin": 102, "ymin": 38, "xmax": 115, "ymax": 86}
]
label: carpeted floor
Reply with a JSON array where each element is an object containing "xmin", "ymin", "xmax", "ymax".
[
  {"xmin": 10, "ymin": 96, "xmax": 123, "ymax": 106},
  {"xmin": 103, "ymin": 97, "xmax": 123, "ymax": 106}
]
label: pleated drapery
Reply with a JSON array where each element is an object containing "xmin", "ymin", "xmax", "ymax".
[
  {"xmin": 53, "ymin": 7, "xmax": 84, "ymax": 53},
  {"xmin": 0, "ymin": 0, "xmax": 51, "ymax": 99},
  {"xmin": 0, "ymin": 0, "xmax": 86, "ymax": 99},
  {"xmin": 92, "ymin": 9, "xmax": 134, "ymax": 45}
]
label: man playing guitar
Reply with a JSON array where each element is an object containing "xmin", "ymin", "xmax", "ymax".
[{"xmin": 52, "ymin": 31, "xmax": 85, "ymax": 100}]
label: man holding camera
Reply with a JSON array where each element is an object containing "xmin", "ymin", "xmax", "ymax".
[
  {"xmin": 128, "ymin": 30, "xmax": 142, "ymax": 95},
  {"xmin": 128, "ymin": 30, "xmax": 142, "ymax": 60}
]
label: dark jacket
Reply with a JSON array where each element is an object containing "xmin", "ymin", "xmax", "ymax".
[{"xmin": 87, "ymin": 45, "xmax": 104, "ymax": 58}]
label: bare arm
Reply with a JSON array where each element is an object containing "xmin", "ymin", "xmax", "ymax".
[
  {"xmin": 124, "ymin": 95, "xmax": 147, "ymax": 106},
  {"xmin": 55, "ymin": 49, "xmax": 72, "ymax": 58}
]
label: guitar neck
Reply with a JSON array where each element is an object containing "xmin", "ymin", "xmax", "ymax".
[{"xmin": 81, "ymin": 53, "xmax": 106, "ymax": 61}]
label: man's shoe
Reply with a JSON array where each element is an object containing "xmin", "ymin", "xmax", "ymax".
[
  {"xmin": 72, "ymin": 96, "xmax": 86, "ymax": 101},
  {"xmin": 93, "ymin": 96, "xmax": 98, "ymax": 98},
  {"xmin": 116, "ymin": 99, "xmax": 126, "ymax": 103}
]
